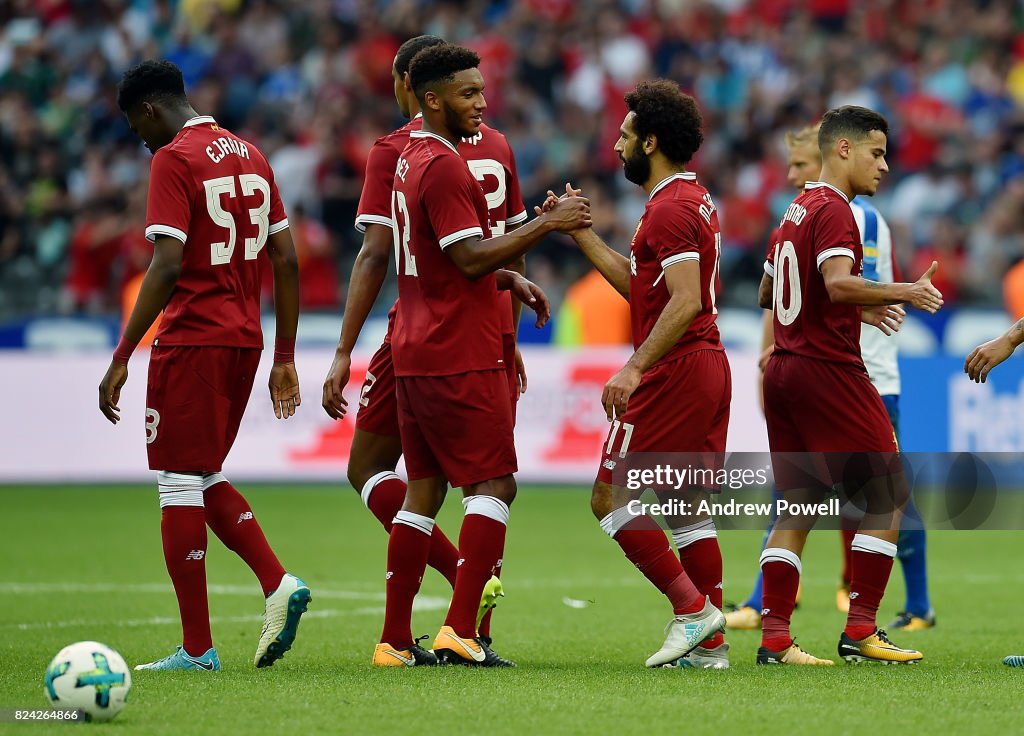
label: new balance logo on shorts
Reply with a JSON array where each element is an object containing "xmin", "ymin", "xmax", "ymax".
[
  {"xmin": 385, "ymin": 571, "xmax": 393, "ymax": 580},
  {"xmin": 185, "ymin": 549, "xmax": 205, "ymax": 561},
  {"xmin": 237, "ymin": 511, "xmax": 253, "ymax": 523},
  {"xmin": 603, "ymin": 459, "xmax": 617, "ymax": 471}
]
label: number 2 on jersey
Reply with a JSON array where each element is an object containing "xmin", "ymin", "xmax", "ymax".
[{"xmin": 203, "ymin": 174, "xmax": 270, "ymax": 266}]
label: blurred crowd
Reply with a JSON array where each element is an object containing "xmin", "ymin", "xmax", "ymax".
[{"xmin": 2, "ymin": 0, "xmax": 1024, "ymax": 324}]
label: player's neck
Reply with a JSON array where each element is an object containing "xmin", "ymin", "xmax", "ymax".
[
  {"xmin": 166, "ymin": 105, "xmax": 203, "ymax": 135},
  {"xmin": 642, "ymin": 162, "xmax": 688, "ymax": 197},
  {"xmin": 420, "ymin": 117, "xmax": 460, "ymax": 148},
  {"xmin": 818, "ymin": 165, "xmax": 854, "ymax": 201}
]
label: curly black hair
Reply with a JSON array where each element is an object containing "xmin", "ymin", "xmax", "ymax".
[
  {"xmin": 394, "ymin": 35, "xmax": 446, "ymax": 78},
  {"xmin": 818, "ymin": 105, "xmax": 889, "ymax": 150},
  {"xmin": 624, "ymin": 80, "xmax": 704, "ymax": 165},
  {"xmin": 117, "ymin": 59, "xmax": 187, "ymax": 113},
  {"xmin": 408, "ymin": 44, "xmax": 481, "ymax": 102}
]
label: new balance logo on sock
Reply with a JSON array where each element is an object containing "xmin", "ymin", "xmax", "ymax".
[
  {"xmin": 185, "ymin": 550, "xmax": 205, "ymax": 561},
  {"xmin": 237, "ymin": 511, "xmax": 253, "ymax": 523},
  {"xmin": 457, "ymin": 558, "xmax": 465, "ymax": 567},
  {"xmin": 850, "ymin": 592, "xmax": 859, "ymax": 600},
  {"xmin": 385, "ymin": 571, "xmax": 393, "ymax": 580},
  {"xmin": 762, "ymin": 608, "xmax": 770, "ymax": 616}
]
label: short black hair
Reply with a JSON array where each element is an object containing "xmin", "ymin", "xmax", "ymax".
[
  {"xmin": 408, "ymin": 44, "xmax": 480, "ymax": 102},
  {"xmin": 394, "ymin": 35, "xmax": 446, "ymax": 78},
  {"xmin": 117, "ymin": 60, "xmax": 187, "ymax": 113},
  {"xmin": 818, "ymin": 105, "xmax": 889, "ymax": 151},
  {"xmin": 624, "ymin": 80, "xmax": 703, "ymax": 165}
]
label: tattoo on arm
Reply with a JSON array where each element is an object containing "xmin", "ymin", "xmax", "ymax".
[{"xmin": 861, "ymin": 279, "xmax": 886, "ymax": 289}]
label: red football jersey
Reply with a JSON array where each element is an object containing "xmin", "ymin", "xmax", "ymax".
[
  {"xmin": 354, "ymin": 116, "xmax": 525, "ymax": 339},
  {"xmin": 390, "ymin": 129, "xmax": 503, "ymax": 376},
  {"xmin": 145, "ymin": 116, "xmax": 288, "ymax": 348},
  {"xmin": 764, "ymin": 181, "xmax": 864, "ymax": 366},
  {"xmin": 629, "ymin": 173, "xmax": 724, "ymax": 366}
]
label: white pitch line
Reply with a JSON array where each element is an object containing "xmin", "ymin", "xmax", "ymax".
[
  {"xmin": 0, "ymin": 582, "xmax": 392, "ymax": 600},
  {"xmin": 0, "ymin": 581, "xmax": 448, "ymax": 631}
]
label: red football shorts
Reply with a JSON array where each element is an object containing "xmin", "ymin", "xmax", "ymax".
[
  {"xmin": 354, "ymin": 340, "xmax": 400, "ymax": 437},
  {"xmin": 396, "ymin": 369, "xmax": 517, "ymax": 487},
  {"xmin": 357, "ymin": 335, "xmax": 520, "ymax": 437},
  {"xmin": 763, "ymin": 353, "xmax": 900, "ymax": 490},
  {"xmin": 145, "ymin": 345, "xmax": 261, "ymax": 472},
  {"xmin": 597, "ymin": 349, "xmax": 732, "ymax": 485}
]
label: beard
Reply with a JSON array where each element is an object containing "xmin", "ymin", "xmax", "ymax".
[
  {"xmin": 442, "ymin": 101, "xmax": 475, "ymax": 140},
  {"xmin": 622, "ymin": 147, "xmax": 651, "ymax": 186}
]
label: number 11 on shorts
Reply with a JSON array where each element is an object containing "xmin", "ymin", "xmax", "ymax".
[{"xmin": 605, "ymin": 420, "xmax": 635, "ymax": 459}]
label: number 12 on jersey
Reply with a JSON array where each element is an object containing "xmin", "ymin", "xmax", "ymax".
[{"xmin": 391, "ymin": 189, "xmax": 417, "ymax": 277}]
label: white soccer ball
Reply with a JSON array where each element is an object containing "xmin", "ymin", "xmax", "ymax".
[{"xmin": 44, "ymin": 641, "xmax": 131, "ymax": 722}]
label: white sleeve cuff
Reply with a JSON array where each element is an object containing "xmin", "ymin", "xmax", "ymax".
[
  {"xmin": 268, "ymin": 218, "xmax": 289, "ymax": 235},
  {"xmin": 764, "ymin": 260, "xmax": 775, "ymax": 277},
  {"xmin": 438, "ymin": 226, "xmax": 484, "ymax": 249},
  {"xmin": 816, "ymin": 247, "xmax": 855, "ymax": 270},
  {"xmin": 661, "ymin": 252, "xmax": 700, "ymax": 270},
  {"xmin": 507, "ymin": 209, "xmax": 528, "ymax": 226},
  {"xmin": 145, "ymin": 224, "xmax": 187, "ymax": 243},
  {"xmin": 354, "ymin": 214, "xmax": 394, "ymax": 233}
]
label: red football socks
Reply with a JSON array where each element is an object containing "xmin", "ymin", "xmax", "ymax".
[
  {"xmin": 380, "ymin": 519, "xmax": 432, "ymax": 650},
  {"xmin": 444, "ymin": 512, "xmax": 507, "ymax": 639},
  {"xmin": 204, "ymin": 480, "xmax": 286, "ymax": 597},
  {"xmin": 365, "ymin": 475, "xmax": 459, "ymax": 588},
  {"xmin": 615, "ymin": 516, "xmax": 703, "ymax": 615},
  {"xmin": 161, "ymin": 505, "xmax": 212, "ymax": 656},
  {"xmin": 760, "ymin": 552, "xmax": 801, "ymax": 652},
  {"xmin": 845, "ymin": 537, "xmax": 897, "ymax": 641},
  {"xmin": 678, "ymin": 537, "xmax": 724, "ymax": 647}
]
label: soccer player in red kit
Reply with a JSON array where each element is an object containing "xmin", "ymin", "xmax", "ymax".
[
  {"xmin": 98, "ymin": 60, "xmax": 310, "ymax": 672},
  {"xmin": 373, "ymin": 44, "xmax": 589, "ymax": 667},
  {"xmin": 756, "ymin": 105, "xmax": 943, "ymax": 665},
  {"xmin": 320, "ymin": 36, "xmax": 544, "ymax": 654},
  {"xmin": 542, "ymin": 80, "xmax": 731, "ymax": 668}
]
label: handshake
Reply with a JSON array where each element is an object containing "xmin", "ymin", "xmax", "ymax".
[{"xmin": 533, "ymin": 182, "xmax": 592, "ymax": 234}]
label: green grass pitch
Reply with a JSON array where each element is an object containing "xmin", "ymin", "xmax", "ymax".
[{"xmin": 2, "ymin": 485, "xmax": 1022, "ymax": 735}]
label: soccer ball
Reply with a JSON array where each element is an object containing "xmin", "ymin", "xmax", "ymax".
[{"xmin": 44, "ymin": 641, "xmax": 131, "ymax": 722}]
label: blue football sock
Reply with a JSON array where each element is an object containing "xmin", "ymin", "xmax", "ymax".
[
  {"xmin": 897, "ymin": 498, "xmax": 931, "ymax": 616},
  {"xmin": 742, "ymin": 489, "xmax": 782, "ymax": 610}
]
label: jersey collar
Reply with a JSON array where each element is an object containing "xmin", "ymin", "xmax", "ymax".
[
  {"xmin": 649, "ymin": 172, "xmax": 696, "ymax": 200},
  {"xmin": 182, "ymin": 115, "xmax": 217, "ymax": 128},
  {"xmin": 410, "ymin": 129, "xmax": 458, "ymax": 153},
  {"xmin": 804, "ymin": 181, "xmax": 849, "ymax": 202}
]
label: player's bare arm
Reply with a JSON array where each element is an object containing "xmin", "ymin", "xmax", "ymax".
[
  {"xmin": 494, "ymin": 269, "xmax": 550, "ymax": 328},
  {"xmin": 602, "ymin": 261, "xmax": 700, "ymax": 421},
  {"xmin": 98, "ymin": 236, "xmax": 183, "ymax": 424},
  {"xmin": 322, "ymin": 222, "xmax": 392, "ymax": 420},
  {"xmin": 758, "ymin": 271, "xmax": 774, "ymax": 309},
  {"xmin": 536, "ymin": 183, "xmax": 631, "ymax": 299},
  {"xmin": 965, "ymin": 317, "xmax": 1024, "ymax": 383},
  {"xmin": 820, "ymin": 256, "xmax": 943, "ymax": 313},
  {"xmin": 267, "ymin": 227, "xmax": 301, "ymax": 420},
  {"xmin": 444, "ymin": 195, "xmax": 590, "ymax": 280}
]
